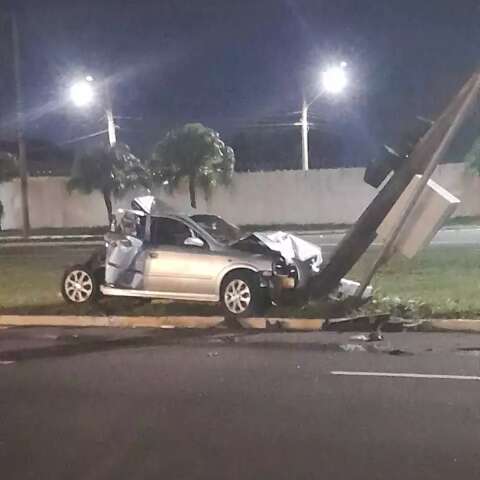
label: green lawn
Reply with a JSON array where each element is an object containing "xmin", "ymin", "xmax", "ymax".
[
  {"xmin": 0, "ymin": 245, "xmax": 479, "ymax": 318},
  {"xmin": 353, "ymin": 246, "xmax": 480, "ymax": 318}
]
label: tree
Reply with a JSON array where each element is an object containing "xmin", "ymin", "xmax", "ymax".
[
  {"xmin": 0, "ymin": 151, "xmax": 18, "ymax": 230},
  {"xmin": 151, "ymin": 123, "xmax": 235, "ymax": 208},
  {"xmin": 465, "ymin": 136, "xmax": 480, "ymax": 175},
  {"xmin": 67, "ymin": 143, "xmax": 150, "ymax": 223}
]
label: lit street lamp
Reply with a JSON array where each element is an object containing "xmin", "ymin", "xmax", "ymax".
[
  {"xmin": 70, "ymin": 79, "xmax": 95, "ymax": 108},
  {"xmin": 301, "ymin": 62, "xmax": 348, "ymax": 170},
  {"xmin": 69, "ymin": 76, "xmax": 117, "ymax": 147}
]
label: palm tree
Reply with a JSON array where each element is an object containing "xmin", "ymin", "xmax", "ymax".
[
  {"xmin": 67, "ymin": 143, "xmax": 150, "ymax": 223},
  {"xmin": 0, "ymin": 152, "xmax": 18, "ymax": 230},
  {"xmin": 466, "ymin": 137, "xmax": 480, "ymax": 174},
  {"xmin": 151, "ymin": 123, "xmax": 235, "ymax": 208}
]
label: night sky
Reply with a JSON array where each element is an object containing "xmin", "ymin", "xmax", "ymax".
[{"xmin": 2, "ymin": 0, "xmax": 480, "ymax": 166}]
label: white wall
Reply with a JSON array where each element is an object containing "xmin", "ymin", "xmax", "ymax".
[{"xmin": 0, "ymin": 163, "xmax": 478, "ymax": 230}]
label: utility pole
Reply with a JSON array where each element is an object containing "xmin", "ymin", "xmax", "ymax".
[
  {"xmin": 301, "ymin": 98, "xmax": 309, "ymax": 171},
  {"xmin": 11, "ymin": 11, "xmax": 30, "ymax": 238},
  {"xmin": 105, "ymin": 108, "xmax": 117, "ymax": 147},
  {"xmin": 309, "ymin": 72, "xmax": 480, "ymax": 299},
  {"xmin": 104, "ymin": 82, "xmax": 117, "ymax": 147},
  {"xmin": 300, "ymin": 63, "xmax": 348, "ymax": 171}
]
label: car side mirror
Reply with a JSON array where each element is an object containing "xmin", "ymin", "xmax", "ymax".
[{"xmin": 184, "ymin": 237, "xmax": 205, "ymax": 248}]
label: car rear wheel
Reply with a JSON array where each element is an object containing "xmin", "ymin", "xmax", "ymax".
[
  {"xmin": 221, "ymin": 271, "xmax": 263, "ymax": 318},
  {"xmin": 61, "ymin": 265, "xmax": 100, "ymax": 304}
]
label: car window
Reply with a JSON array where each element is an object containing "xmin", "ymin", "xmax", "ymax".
[
  {"xmin": 150, "ymin": 217, "xmax": 192, "ymax": 247},
  {"xmin": 190, "ymin": 214, "xmax": 243, "ymax": 244},
  {"xmin": 118, "ymin": 212, "xmax": 146, "ymax": 239}
]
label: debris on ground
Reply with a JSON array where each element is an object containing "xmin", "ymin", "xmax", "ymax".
[
  {"xmin": 350, "ymin": 332, "xmax": 384, "ymax": 342},
  {"xmin": 339, "ymin": 344, "xmax": 367, "ymax": 352},
  {"xmin": 388, "ymin": 348, "xmax": 413, "ymax": 356}
]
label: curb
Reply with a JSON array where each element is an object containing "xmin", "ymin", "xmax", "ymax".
[
  {"xmin": 0, "ymin": 315, "xmax": 221, "ymax": 329},
  {"xmin": 1, "ymin": 315, "xmax": 480, "ymax": 333},
  {"xmin": 416, "ymin": 319, "xmax": 480, "ymax": 333},
  {"xmin": 0, "ymin": 315, "xmax": 326, "ymax": 331}
]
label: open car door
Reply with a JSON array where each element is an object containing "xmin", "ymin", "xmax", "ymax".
[{"xmin": 105, "ymin": 211, "xmax": 147, "ymax": 289}]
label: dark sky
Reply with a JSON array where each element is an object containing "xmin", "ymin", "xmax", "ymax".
[{"xmin": 2, "ymin": 0, "xmax": 480, "ymax": 163}]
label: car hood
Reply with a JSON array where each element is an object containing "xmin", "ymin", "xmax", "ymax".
[{"xmin": 231, "ymin": 231, "xmax": 322, "ymax": 270}]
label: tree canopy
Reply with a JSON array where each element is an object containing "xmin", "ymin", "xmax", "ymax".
[
  {"xmin": 465, "ymin": 136, "xmax": 480, "ymax": 175},
  {"xmin": 151, "ymin": 123, "xmax": 235, "ymax": 208},
  {"xmin": 67, "ymin": 143, "xmax": 150, "ymax": 223},
  {"xmin": 0, "ymin": 151, "xmax": 18, "ymax": 184}
]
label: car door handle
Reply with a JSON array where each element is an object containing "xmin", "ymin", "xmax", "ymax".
[{"xmin": 149, "ymin": 252, "xmax": 159, "ymax": 259}]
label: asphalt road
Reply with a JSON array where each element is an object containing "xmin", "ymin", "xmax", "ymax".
[
  {"xmin": 1, "ymin": 328, "xmax": 480, "ymax": 480},
  {"xmin": 2, "ymin": 225, "xmax": 480, "ymax": 255},
  {"xmin": 1, "ymin": 225, "xmax": 480, "ymax": 265}
]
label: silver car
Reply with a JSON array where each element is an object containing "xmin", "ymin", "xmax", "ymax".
[{"xmin": 61, "ymin": 196, "xmax": 370, "ymax": 318}]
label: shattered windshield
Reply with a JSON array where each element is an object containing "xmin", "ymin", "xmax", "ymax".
[{"xmin": 190, "ymin": 214, "xmax": 243, "ymax": 244}]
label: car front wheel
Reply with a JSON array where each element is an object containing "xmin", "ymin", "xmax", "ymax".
[
  {"xmin": 221, "ymin": 271, "xmax": 263, "ymax": 318},
  {"xmin": 61, "ymin": 265, "xmax": 100, "ymax": 304}
]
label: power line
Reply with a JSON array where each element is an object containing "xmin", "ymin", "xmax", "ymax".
[{"xmin": 57, "ymin": 129, "xmax": 108, "ymax": 146}]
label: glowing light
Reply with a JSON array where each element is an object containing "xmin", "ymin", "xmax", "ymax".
[
  {"xmin": 70, "ymin": 80, "xmax": 95, "ymax": 107},
  {"xmin": 321, "ymin": 65, "xmax": 348, "ymax": 95}
]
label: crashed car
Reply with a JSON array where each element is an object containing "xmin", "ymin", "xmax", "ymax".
[{"xmin": 61, "ymin": 196, "xmax": 372, "ymax": 318}]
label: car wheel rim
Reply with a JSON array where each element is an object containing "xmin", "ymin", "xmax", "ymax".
[
  {"xmin": 64, "ymin": 270, "xmax": 93, "ymax": 303},
  {"xmin": 224, "ymin": 279, "xmax": 251, "ymax": 314}
]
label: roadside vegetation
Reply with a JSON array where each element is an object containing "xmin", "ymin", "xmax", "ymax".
[
  {"xmin": 1, "ymin": 245, "xmax": 479, "ymax": 319},
  {"xmin": 352, "ymin": 246, "xmax": 480, "ymax": 319}
]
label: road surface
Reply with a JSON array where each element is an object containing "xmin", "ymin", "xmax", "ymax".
[
  {"xmin": 1, "ymin": 226, "xmax": 479, "ymax": 259},
  {"xmin": 1, "ymin": 328, "xmax": 479, "ymax": 480}
]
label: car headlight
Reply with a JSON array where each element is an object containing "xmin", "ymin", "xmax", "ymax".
[
  {"xmin": 272, "ymin": 256, "xmax": 287, "ymax": 275},
  {"xmin": 310, "ymin": 255, "xmax": 321, "ymax": 273}
]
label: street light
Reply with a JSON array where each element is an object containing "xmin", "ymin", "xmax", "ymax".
[
  {"xmin": 321, "ymin": 64, "xmax": 348, "ymax": 95},
  {"xmin": 70, "ymin": 79, "xmax": 95, "ymax": 108},
  {"xmin": 301, "ymin": 62, "xmax": 348, "ymax": 170},
  {"xmin": 69, "ymin": 76, "xmax": 117, "ymax": 147}
]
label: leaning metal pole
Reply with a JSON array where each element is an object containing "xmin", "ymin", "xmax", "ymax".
[
  {"xmin": 309, "ymin": 72, "xmax": 480, "ymax": 299},
  {"xmin": 355, "ymin": 72, "xmax": 480, "ymax": 298}
]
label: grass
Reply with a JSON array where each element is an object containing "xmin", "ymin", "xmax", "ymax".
[
  {"xmin": 351, "ymin": 246, "xmax": 480, "ymax": 319},
  {"xmin": 444, "ymin": 215, "xmax": 480, "ymax": 227},
  {"xmin": 1, "ymin": 245, "xmax": 480, "ymax": 318}
]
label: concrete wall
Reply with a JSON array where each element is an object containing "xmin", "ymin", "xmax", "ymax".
[{"xmin": 0, "ymin": 163, "xmax": 478, "ymax": 230}]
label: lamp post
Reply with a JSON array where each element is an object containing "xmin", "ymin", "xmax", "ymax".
[
  {"xmin": 301, "ymin": 62, "xmax": 348, "ymax": 170},
  {"xmin": 69, "ymin": 76, "xmax": 117, "ymax": 147}
]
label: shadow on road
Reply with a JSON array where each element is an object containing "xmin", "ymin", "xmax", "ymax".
[
  {"xmin": 0, "ymin": 326, "xmax": 409, "ymax": 363},
  {"xmin": 0, "ymin": 328, "xmax": 228, "ymax": 362}
]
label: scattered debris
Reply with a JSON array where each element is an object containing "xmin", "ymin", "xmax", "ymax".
[
  {"xmin": 349, "ymin": 334, "xmax": 370, "ymax": 341},
  {"xmin": 388, "ymin": 349, "xmax": 413, "ymax": 356},
  {"xmin": 456, "ymin": 347, "xmax": 480, "ymax": 356},
  {"xmin": 339, "ymin": 344, "xmax": 367, "ymax": 353},
  {"xmin": 367, "ymin": 332, "xmax": 384, "ymax": 342},
  {"xmin": 349, "ymin": 332, "xmax": 384, "ymax": 342}
]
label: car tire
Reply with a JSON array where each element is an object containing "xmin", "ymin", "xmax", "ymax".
[
  {"xmin": 61, "ymin": 265, "xmax": 100, "ymax": 304},
  {"xmin": 220, "ymin": 271, "xmax": 263, "ymax": 319}
]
